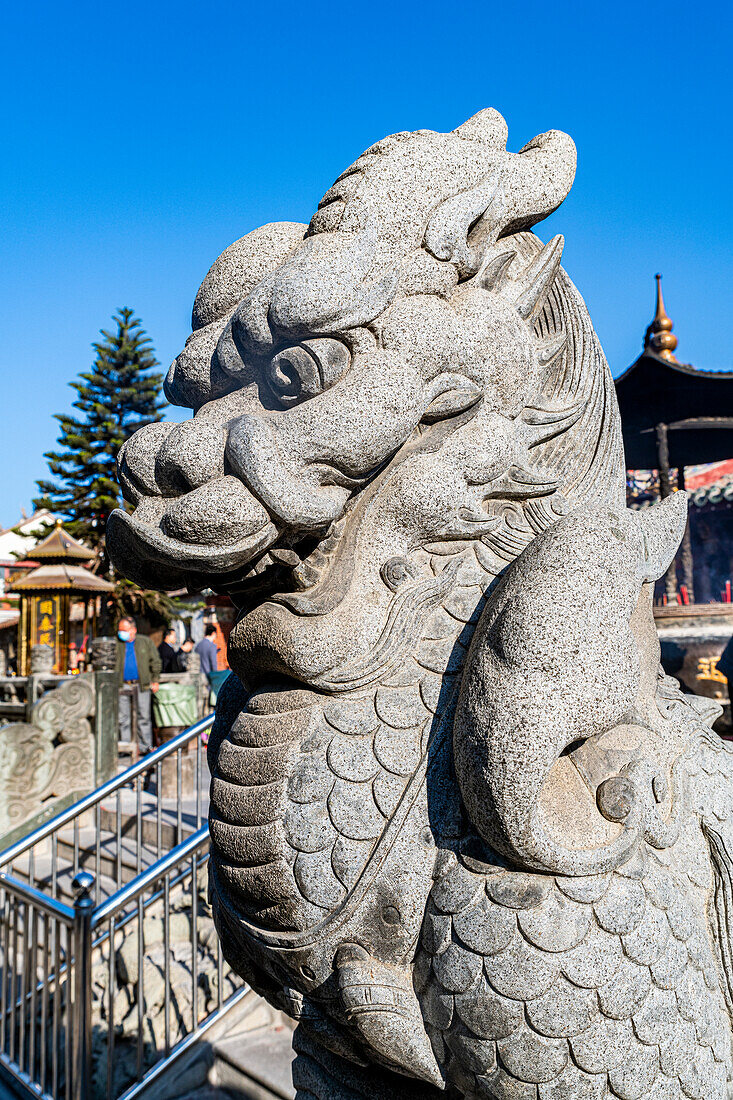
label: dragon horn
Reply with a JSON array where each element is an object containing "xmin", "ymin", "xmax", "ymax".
[
  {"xmin": 476, "ymin": 250, "xmax": 516, "ymax": 292},
  {"xmin": 509, "ymin": 235, "xmax": 565, "ymax": 322}
]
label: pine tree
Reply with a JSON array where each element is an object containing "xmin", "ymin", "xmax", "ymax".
[{"xmin": 35, "ymin": 308, "xmax": 165, "ymax": 575}]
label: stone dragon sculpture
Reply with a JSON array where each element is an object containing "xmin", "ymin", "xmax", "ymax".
[{"xmin": 109, "ymin": 109, "xmax": 733, "ymax": 1099}]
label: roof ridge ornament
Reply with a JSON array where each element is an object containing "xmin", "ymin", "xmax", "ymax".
[{"xmin": 644, "ymin": 272, "xmax": 679, "ymax": 363}]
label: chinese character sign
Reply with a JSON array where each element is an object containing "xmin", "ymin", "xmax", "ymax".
[{"xmin": 32, "ymin": 594, "xmax": 61, "ymax": 669}]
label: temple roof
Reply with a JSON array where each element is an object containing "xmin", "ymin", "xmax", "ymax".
[
  {"xmin": 18, "ymin": 521, "xmax": 96, "ymax": 564},
  {"xmin": 8, "ymin": 520, "xmax": 112, "ymax": 593},
  {"xmin": 8, "ymin": 562, "xmax": 114, "ymax": 593},
  {"xmin": 615, "ymin": 276, "xmax": 733, "ymax": 469}
]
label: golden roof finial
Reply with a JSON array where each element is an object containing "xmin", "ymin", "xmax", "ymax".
[{"xmin": 644, "ymin": 273, "xmax": 679, "ymax": 363}]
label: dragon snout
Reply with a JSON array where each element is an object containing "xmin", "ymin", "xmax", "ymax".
[
  {"xmin": 112, "ymin": 404, "xmax": 369, "ymax": 589},
  {"xmin": 160, "ymin": 477, "xmax": 272, "ymax": 546},
  {"xmin": 110, "ymin": 416, "xmax": 282, "ymax": 587},
  {"xmin": 226, "ymin": 413, "xmax": 355, "ymax": 530},
  {"xmin": 119, "ymin": 417, "xmax": 276, "ymax": 547},
  {"xmin": 117, "ymin": 421, "xmax": 174, "ymax": 503},
  {"xmin": 119, "ymin": 417, "xmax": 228, "ymax": 500}
]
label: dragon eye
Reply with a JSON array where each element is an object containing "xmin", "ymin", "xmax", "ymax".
[{"xmin": 266, "ymin": 339, "xmax": 351, "ymax": 407}]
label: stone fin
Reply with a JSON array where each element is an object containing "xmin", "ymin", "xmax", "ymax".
[
  {"xmin": 520, "ymin": 400, "xmax": 586, "ymax": 449},
  {"xmin": 637, "ymin": 491, "xmax": 688, "ymax": 581},
  {"xmin": 536, "ymin": 332, "xmax": 567, "ymax": 367},
  {"xmin": 335, "ymin": 943, "xmax": 443, "ymax": 1087},
  {"xmin": 482, "ymin": 464, "xmax": 559, "ymax": 501}
]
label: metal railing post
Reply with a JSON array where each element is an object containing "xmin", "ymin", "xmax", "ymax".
[
  {"xmin": 91, "ymin": 637, "xmax": 118, "ymax": 786},
  {"xmin": 71, "ymin": 872, "xmax": 94, "ymax": 1100},
  {"xmin": 0, "ymin": 712, "xmax": 221, "ymax": 1100}
]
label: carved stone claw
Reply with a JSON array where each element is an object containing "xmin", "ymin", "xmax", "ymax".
[
  {"xmin": 598, "ymin": 757, "xmax": 683, "ymax": 851},
  {"xmin": 597, "ymin": 775, "xmax": 637, "ymax": 823}
]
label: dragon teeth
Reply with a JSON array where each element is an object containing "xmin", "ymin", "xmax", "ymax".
[
  {"xmin": 270, "ymin": 548, "xmax": 301, "ymax": 567},
  {"xmin": 249, "ymin": 551, "xmax": 279, "ymax": 576},
  {"xmin": 292, "ymin": 560, "xmax": 323, "ymax": 590}
]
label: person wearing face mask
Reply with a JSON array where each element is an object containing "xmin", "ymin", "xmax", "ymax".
[{"xmin": 116, "ymin": 616, "xmax": 161, "ymax": 756}]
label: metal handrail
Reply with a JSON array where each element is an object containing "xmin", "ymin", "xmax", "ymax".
[
  {"xmin": 0, "ymin": 709, "xmax": 245, "ymax": 1100},
  {"xmin": 115, "ymin": 984, "xmax": 251, "ymax": 1100},
  {"xmin": 0, "ymin": 713, "xmax": 215, "ymax": 868},
  {"xmin": 0, "ymin": 872, "xmax": 75, "ymax": 924},
  {"xmin": 92, "ymin": 825, "xmax": 209, "ymax": 927}
]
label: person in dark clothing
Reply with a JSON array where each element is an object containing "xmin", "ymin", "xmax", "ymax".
[
  {"xmin": 158, "ymin": 628, "xmax": 179, "ymax": 674},
  {"xmin": 195, "ymin": 624, "xmax": 219, "ymax": 675}
]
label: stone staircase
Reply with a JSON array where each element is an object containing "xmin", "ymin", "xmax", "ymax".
[
  {"xmin": 145, "ymin": 990, "xmax": 296, "ymax": 1100},
  {"xmin": 7, "ymin": 785, "xmax": 209, "ymax": 903}
]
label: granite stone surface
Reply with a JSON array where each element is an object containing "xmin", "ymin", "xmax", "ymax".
[{"xmin": 109, "ymin": 108, "xmax": 733, "ymax": 1099}]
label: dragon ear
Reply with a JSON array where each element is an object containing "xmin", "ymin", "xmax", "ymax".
[
  {"xmin": 423, "ymin": 122, "xmax": 575, "ymax": 279},
  {"xmin": 452, "ymin": 108, "xmax": 509, "ymax": 149},
  {"xmin": 637, "ymin": 491, "xmax": 688, "ymax": 581},
  {"xmin": 423, "ymin": 170, "xmax": 506, "ymax": 277}
]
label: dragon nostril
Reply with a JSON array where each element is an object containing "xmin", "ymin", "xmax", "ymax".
[
  {"xmin": 154, "ymin": 419, "xmax": 227, "ymax": 495},
  {"xmin": 118, "ymin": 421, "xmax": 176, "ymax": 501},
  {"xmin": 154, "ymin": 461, "xmax": 191, "ymax": 495}
]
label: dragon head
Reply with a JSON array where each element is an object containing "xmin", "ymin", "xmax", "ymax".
[{"xmin": 108, "ymin": 109, "xmax": 623, "ymax": 687}]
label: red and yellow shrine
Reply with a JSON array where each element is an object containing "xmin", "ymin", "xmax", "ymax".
[{"xmin": 8, "ymin": 522, "xmax": 114, "ymax": 674}]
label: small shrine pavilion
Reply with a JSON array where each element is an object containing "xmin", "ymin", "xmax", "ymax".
[
  {"xmin": 616, "ymin": 276, "xmax": 733, "ymax": 605},
  {"xmin": 8, "ymin": 521, "xmax": 114, "ymax": 675},
  {"xmin": 616, "ymin": 278, "xmax": 733, "ymax": 718}
]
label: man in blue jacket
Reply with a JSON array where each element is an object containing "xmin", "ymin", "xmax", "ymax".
[{"xmin": 116, "ymin": 616, "xmax": 161, "ymax": 755}]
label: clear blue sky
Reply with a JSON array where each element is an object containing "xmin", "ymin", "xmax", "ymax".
[{"xmin": 1, "ymin": 0, "xmax": 731, "ymax": 527}]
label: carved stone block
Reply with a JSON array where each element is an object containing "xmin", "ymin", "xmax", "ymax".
[{"xmin": 0, "ymin": 673, "xmax": 95, "ymax": 841}]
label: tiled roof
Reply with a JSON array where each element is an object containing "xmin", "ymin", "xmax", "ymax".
[
  {"xmin": 17, "ymin": 523, "xmax": 95, "ymax": 563},
  {"xmin": 8, "ymin": 563, "xmax": 114, "ymax": 593}
]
